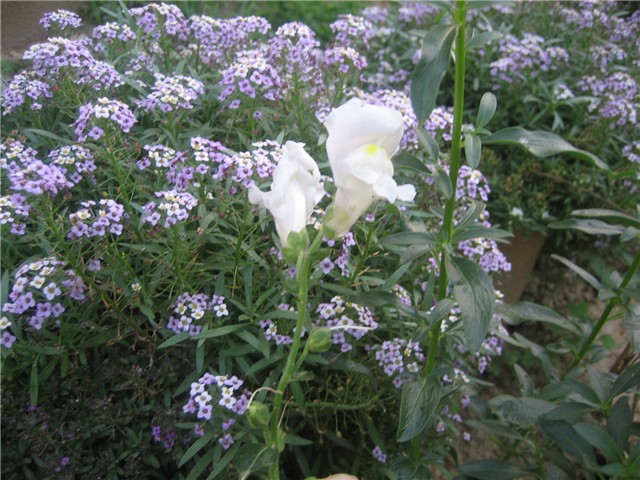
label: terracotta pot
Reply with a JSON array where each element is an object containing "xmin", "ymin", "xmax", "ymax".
[{"xmin": 494, "ymin": 230, "xmax": 546, "ymax": 303}]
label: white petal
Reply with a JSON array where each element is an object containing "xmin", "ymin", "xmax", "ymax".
[
  {"xmin": 324, "ymin": 98, "xmax": 404, "ymax": 166},
  {"xmin": 397, "ymin": 183, "xmax": 416, "ymax": 202},
  {"xmin": 372, "ymin": 176, "xmax": 398, "ymax": 202},
  {"xmin": 248, "ymin": 184, "xmax": 267, "ymax": 207}
]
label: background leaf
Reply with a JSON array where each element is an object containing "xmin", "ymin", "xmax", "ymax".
[
  {"xmin": 446, "ymin": 256, "xmax": 495, "ymax": 351},
  {"xmin": 410, "ymin": 23, "xmax": 457, "ymax": 123},
  {"xmin": 483, "ymin": 127, "xmax": 608, "ymax": 169},
  {"xmin": 397, "ymin": 377, "xmax": 441, "ymax": 442},
  {"xmin": 458, "ymin": 459, "xmax": 530, "ymax": 479}
]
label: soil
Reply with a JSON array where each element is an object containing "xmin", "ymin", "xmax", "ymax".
[{"xmin": 1, "ymin": 1, "xmax": 86, "ymax": 61}]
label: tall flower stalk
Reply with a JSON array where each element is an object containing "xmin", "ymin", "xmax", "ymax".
[
  {"xmin": 425, "ymin": 0, "xmax": 468, "ymax": 377},
  {"xmin": 267, "ymin": 230, "xmax": 324, "ymax": 480}
]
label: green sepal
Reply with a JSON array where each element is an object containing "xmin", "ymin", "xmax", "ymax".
[
  {"xmin": 308, "ymin": 327, "xmax": 333, "ymax": 353},
  {"xmin": 283, "ymin": 228, "xmax": 309, "ymax": 263},
  {"xmin": 246, "ymin": 401, "xmax": 270, "ymax": 429}
]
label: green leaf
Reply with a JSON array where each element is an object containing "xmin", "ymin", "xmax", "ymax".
[
  {"xmin": 185, "ymin": 448, "xmax": 215, "ymax": 480},
  {"xmin": 397, "ymin": 377, "xmax": 441, "ymax": 442},
  {"xmin": 622, "ymin": 304, "xmax": 640, "ymax": 353},
  {"xmin": 285, "ymin": 433, "xmax": 313, "ymax": 446},
  {"xmin": 428, "ymin": 298, "xmax": 456, "ymax": 328},
  {"xmin": 497, "ymin": 397, "xmax": 554, "ymax": 427},
  {"xmin": 235, "ymin": 445, "xmax": 279, "ymax": 480},
  {"xmin": 563, "ymin": 380, "xmax": 600, "ymax": 406},
  {"xmin": 350, "ymin": 290, "xmax": 399, "ymax": 308},
  {"xmin": 30, "ymin": 361, "xmax": 39, "ymax": 406},
  {"xmin": 587, "ymin": 366, "xmax": 613, "ymax": 403},
  {"xmin": 394, "ymin": 152, "xmax": 433, "ymax": 174},
  {"xmin": 158, "ymin": 332, "xmax": 191, "ymax": 349},
  {"xmin": 574, "ymin": 422, "xmax": 622, "ymax": 462},
  {"xmin": 388, "ymin": 457, "xmax": 432, "ymax": 480},
  {"xmin": 400, "ymin": 244, "xmax": 434, "ymax": 265},
  {"xmin": 452, "ymin": 224, "xmax": 512, "ymax": 243},
  {"xmin": 483, "ymin": 127, "xmax": 608, "ymax": 169},
  {"xmin": 609, "ymin": 363, "xmax": 640, "ymax": 400},
  {"xmin": 496, "ymin": 302, "xmax": 578, "ymax": 334},
  {"xmin": 208, "ymin": 442, "xmax": 240, "ymax": 479},
  {"xmin": 179, "ymin": 432, "xmax": 214, "ymax": 467},
  {"xmin": 458, "ymin": 460, "xmax": 530, "ymax": 479},
  {"xmin": 77, "ymin": 328, "xmax": 119, "ymax": 348},
  {"xmin": 540, "ymin": 420, "xmax": 597, "ymax": 467},
  {"xmin": 544, "ymin": 463, "xmax": 573, "ymax": 480},
  {"xmin": 540, "ymin": 402, "xmax": 595, "ymax": 423},
  {"xmin": 464, "ymin": 135, "xmax": 482, "ymax": 168},
  {"xmin": 434, "ymin": 167, "xmax": 453, "ymax": 199},
  {"xmin": 513, "ymin": 364, "xmax": 535, "ymax": 397},
  {"xmin": 410, "ymin": 23, "xmax": 457, "ymax": 123},
  {"xmin": 549, "ymin": 219, "xmax": 626, "ymax": 236},
  {"xmin": 381, "ymin": 231, "xmax": 438, "ymax": 248},
  {"xmin": 571, "ymin": 209, "xmax": 640, "ymax": 229},
  {"xmin": 417, "ymin": 127, "xmax": 439, "ymax": 162},
  {"xmin": 196, "ymin": 340, "xmax": 205, "ymax": 373},
  {"xmin": 467, "ymin": 31, "xmax": 503, "ymax": 51},
  {"xmin": 476, "ymin": 92, "xmax": 497, "ymax": 129},
  {"xmin": 456, "ymin": 199, "xmax": 486, "ymax": 228},
  {"xmin": 551, "ymin": 255, "xmax": 601, "ymax": 290},
  {"xmin": 446, "ymin": 256, "xmax": 495, "ymax": 351},
  {"xmin": 193, "ymin": 323, "xmax": 249, "ymax": 340},
  {"xmin": 23, "ymin": 128, "xmax": 71, "ymax": 145},
  {"xmin": 465, "ymin": 419, "xmax": 527, "ymax": 441}
]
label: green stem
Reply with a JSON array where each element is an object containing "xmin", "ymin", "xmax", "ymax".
[
  {"xmin": 232, "ymin": 194, "xmax": 250, "ymax": 294},
  {"xmin": 569, "ymin": 248, "xmax": 640, "ymax": 370},
  {"xmin": 424, "ymin": 0, "xmax": 468, "ymax": 378},
  {"xmin": 267, "ymin": 230, "xmax": 324, "ymax": 480}
]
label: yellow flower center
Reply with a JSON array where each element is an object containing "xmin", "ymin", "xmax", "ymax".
[{"xmin": 364, "ymin": 144, "xmax": 380, "ymax": 156}]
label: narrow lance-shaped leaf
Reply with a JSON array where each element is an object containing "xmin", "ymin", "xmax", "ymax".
[
  {"xmin": 410, "ymin": 23, "xmax": 457, "ymax": 123},
  {"xmin": 446, "ymin": 256, "xmax": 495, "ymax": 351},
  {"xmin": 571, "ymin": 209, "xmax": 640, "ymax": 229},
  {"xmin": 551, "ymin": 255, "xmax": 601, "ymax": 290},
  {"xmin": 483, "ymin": 127, "xmax": 608, "ymax": 169},
  {"xmin": 397, "ymin": 376, "xmax": 441, "ymax": 442},
  {"xmin": 458, "ymin": 460, "xmax": 531, "ymax": 479},
  {"xmin": 549, "ymin": 218, "xmax": 626, "ymax": 236}
]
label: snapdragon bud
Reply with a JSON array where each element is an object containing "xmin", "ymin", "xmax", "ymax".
[
  {"xmin": 308, "ymin": 327, "xmax": 332, "ymax": 353},
  {"xmin": 246, "ymin": 401, "xmax": 270, "ymax": 429}
]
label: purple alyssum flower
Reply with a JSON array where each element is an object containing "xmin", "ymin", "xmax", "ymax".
[
  {"xmin": 165, "ymin": 293, "xmax": 228, "ymax": 336},
  {"xmin": 67, "ymin": 199, "xmax": 125, "ymax": 239},
  {"xmin": 40, "ymin": 9, "xmax": 82, "ymax": 31},
  {"xmin": 137, "ymin": 74, "xmax": 205, "ymax": 113},
  {"xmin": 183, "ymin": 371, "xmax": 251, "ymax": 450},
  {"xmin": 142, "ymin": 190, "xmax": 198, "ymax": 228},
  {"xmin": 92, "ymin": 22, "xmax": 136, "ymax": 53},
  {"xmin": 72, "ymin": 97, "xmax": 136, "ymax": 141},
  {"xmin": 2, "ymin": 257, "xmax": 86, "ymax": 339},
  {"xmin": 368, "ymin": 337, "xmax": 425, "ymax": 388},
  {"xmin": 1, "ymin": 72, "xmax": 53, "ymax": 114},
  {"xmin": 1, "ymin": 139, "xmax": 72, "ymax": 196},
  {"xmin": 0, "ymin": 194, "xmax": 31, "ymax": 235},
  {"xmin": 314, "ymin": 296, "xmax": 378, "ymax": 353}
]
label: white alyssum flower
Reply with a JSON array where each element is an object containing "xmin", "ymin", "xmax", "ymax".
[
  {"xmin": 322, "ymin": 98, "xmax": 416, "ymax": 239},
  {"xmin": 249, "ymin": 141, "xmax": 324, "ymax": 248}
]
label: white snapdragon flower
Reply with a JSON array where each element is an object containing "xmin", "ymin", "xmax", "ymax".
[
  {"xmin": 323, "ymin": 98, "xmax": 416, "ymax": 239},
  {"xmin": 249, "ymin": 141, "xmax": 324, "ymax": 249}
]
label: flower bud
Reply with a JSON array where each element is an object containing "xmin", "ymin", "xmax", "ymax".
[
  {"xmin": 308, "ymin": 327, "xmax": 332, "ymax": 353},
  {"xmin": 245, "ymin": 401, "xmax": 270, "ymax": 429}
]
